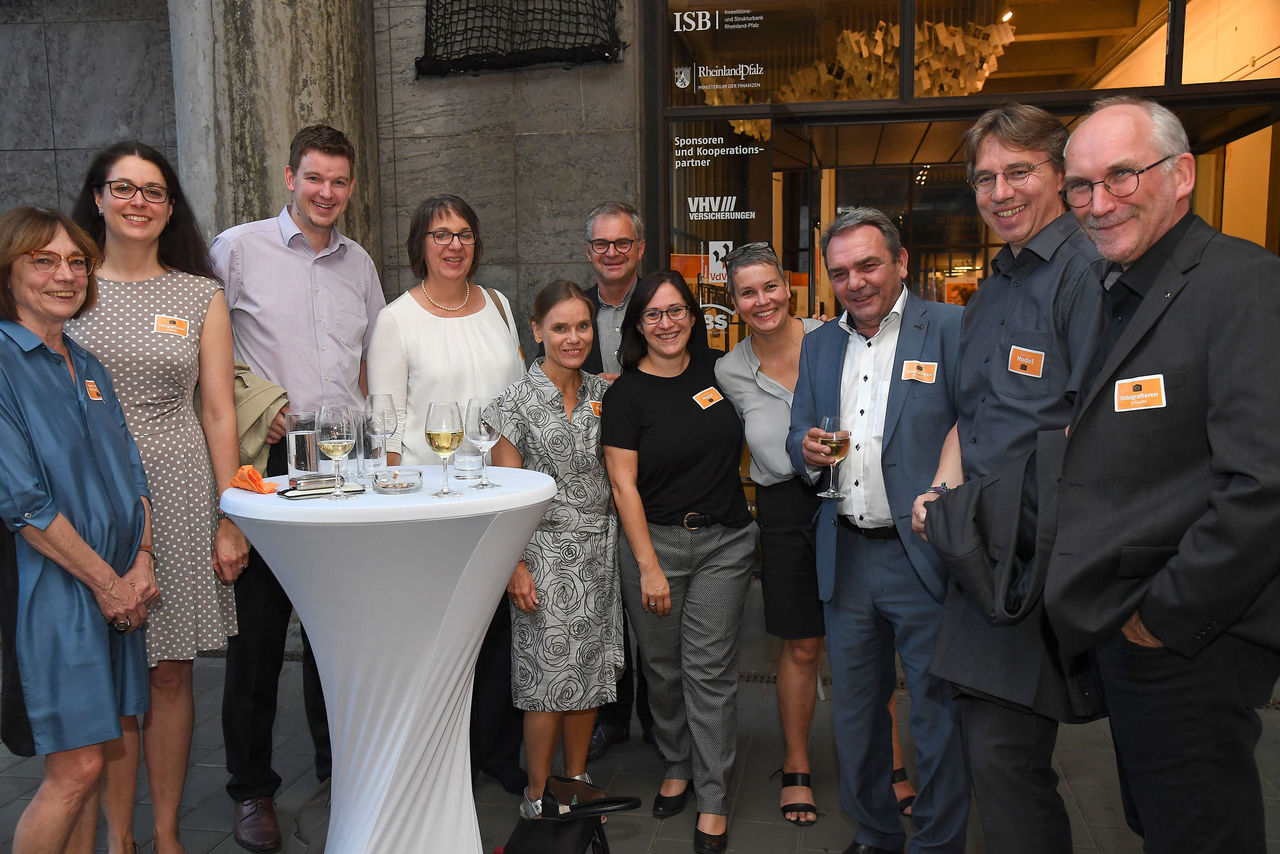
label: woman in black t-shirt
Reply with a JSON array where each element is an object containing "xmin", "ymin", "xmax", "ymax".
[{"xmin": 601, "ymin": 271, "xmax": 758, "ymax": 854}]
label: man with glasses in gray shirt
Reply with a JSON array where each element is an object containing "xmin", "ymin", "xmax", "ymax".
[
  {"xmin": 211, "ymin": 124, "xmax": 385, "ymax": 853},
  {"xmin": 911, "ymin": 104, "xmax": 1105, "ymax": 854}
]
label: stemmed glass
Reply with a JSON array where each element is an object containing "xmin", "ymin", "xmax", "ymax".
[
  {"xmin": 464, "ymin": 398, "xmax": 502, "ymax": 489},
  {"xmin": 317, "ymin": 404, "xmax": 356, "ymax": 501},
  {"xmin": 425, "ymin": 401, "xmax": 463, "ymax": 498},
  {"xmin": 815, "ymin": 414, "xmax": 850, "ymax": 499},
  {"xmin": 364, "ymin": 394, "xmax": 397, "ymax": 476}
]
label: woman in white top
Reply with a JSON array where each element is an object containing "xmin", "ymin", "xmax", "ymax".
[{"xmin": 367, "ymin": 194, "xmax": 522, "ymax": 465}]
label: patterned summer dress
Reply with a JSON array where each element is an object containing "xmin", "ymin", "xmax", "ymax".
[
  {"xmin": 497, "ymin": 360, "xmax": 623, "ymax": 711},
  {"xmin": 67, "ymin": 272, "xmax": 238, "ymax": 665}
]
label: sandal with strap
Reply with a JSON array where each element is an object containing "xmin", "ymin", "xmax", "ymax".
[
  {"xmin": 774, "ymin": 769, "xmax": 818, "ymax": 827},
  {"xmin": 893, "ymin": 766, "xmax": 916, "ymax": 816}
]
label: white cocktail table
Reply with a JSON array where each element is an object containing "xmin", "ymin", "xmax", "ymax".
[{"xmin": 221, "ymin": 467, "xmax": 555, "ymax": 853}]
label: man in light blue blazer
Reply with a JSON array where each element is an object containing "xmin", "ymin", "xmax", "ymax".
[{"xmin": 787, "ymin": 208, "xmax": 968, "ymax": 854}]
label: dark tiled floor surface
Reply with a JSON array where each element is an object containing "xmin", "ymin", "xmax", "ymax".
[{"xmin": 3, "ymin": 580, "xmax": 1279, "ymax": 853}]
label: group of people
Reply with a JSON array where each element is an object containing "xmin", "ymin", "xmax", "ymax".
[{"xmin": 1, "ymin": 93, "xmax": 1277, "ymax": 854}]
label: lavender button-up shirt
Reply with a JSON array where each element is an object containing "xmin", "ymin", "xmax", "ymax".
[{"xmin": 211, "ymin": 207, "xmax": 385, "ymax": 412}]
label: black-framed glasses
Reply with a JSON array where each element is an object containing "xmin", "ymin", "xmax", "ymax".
[
  {"xmin": 1062, "ymin": 156, "xmax": 1173, "ymax": 208},
  {"xmin": 970, "ymin": 159, "xmax": 1053, "ymax": 194},
  {"xmin": 103, "ymin": 179, "xmax": 170, "ymax": 204},
  {"xmin": 587, "ymin": 238, "xmax": 635, "ymax": 254},
  {"xmin": 640, "ymin": 304, "xmax": 690, "ymax": 325},
  {"xmin": 430, "ymin": 229, "xmax": 476, "ymax": 245},
  {"xmin": 27, "ymin": 250, "xmax": 96, "ymax": 275}
]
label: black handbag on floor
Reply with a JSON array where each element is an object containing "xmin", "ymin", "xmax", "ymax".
[{"xmin": 501, "ymin": 775, "xmax": 641, "ymax": 854}]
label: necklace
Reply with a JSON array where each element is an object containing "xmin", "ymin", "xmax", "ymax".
[{"xmin": 420, "ymin": 279, "xmax": 471, "ymax": 312}]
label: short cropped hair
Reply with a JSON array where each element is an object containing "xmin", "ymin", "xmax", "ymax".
[
  {"xmin": 584, "ymin": 201, "xmax": 644, "ymax": 244},
  {"xmin": 288, "ymin": 125, "xmax": 357, "ymax": 174},
  {"xmin": 723, "ymin": 242, "xmax": 786, "ymax": 302},
  {"xmin": 820, "ymin": 207, "xmax": 903, "ymax": 260},
  {"xmin": 1081, "ymin": 95, "xmax": 1190, "ymax": 169}
]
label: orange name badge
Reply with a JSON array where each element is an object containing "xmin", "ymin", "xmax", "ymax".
[
  {"xmin": 900, "ymin": 361, "xmax": 937, "ymax": 383},
  {"xmin": 1114, "ymin": 374, "xmax": 1167, "ymax": 412},
  {"xmin": 84, "ymin": 380, "xmax": 103, "ymax": 401},
  {"xmin": 154, "ymin": 315, "xmax": 189, "ymax": 336},
  {"xmin": 1008, "ymin": 345, "xmax": 1046, "ymax": 378},
  {"xmin": 693, "ymin": 386, "xmax": 724, "ymax": 410},
  {"xmin": 589, "ymin": 400, "xmax": 603, "ymax": 417}
]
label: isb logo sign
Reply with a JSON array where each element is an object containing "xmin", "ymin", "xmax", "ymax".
[{"xmin": 674, "ymin": 10, "xmax": 719, "ymax": 31}]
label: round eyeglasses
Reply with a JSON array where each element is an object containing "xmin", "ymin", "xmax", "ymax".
[
  {"xmin": 103, "ymin": 180, "xmax": 171, "ymax": 204},
  {"xmin": 27, "ymin": 250, "xmax": 96, "ymax": 275},
  {"xmin": 1061, "ymin": 156, "xmax": 1173, "ymax": 208},
  {"xmin": 970, "ymin": 159, "xmax": 1053, "ymax": 194},
  {"xmin": 640, "ymin": 304, "xmax": 690, "ymax": 325}
]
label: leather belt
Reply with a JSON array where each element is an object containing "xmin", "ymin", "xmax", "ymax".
[
  {"xmin": 682, "ymin": 512, "xmax": 714, "ymax": 530},
  {"xmin": 838, "ymin": 515, "xmax": 897, "ymax": 539}
]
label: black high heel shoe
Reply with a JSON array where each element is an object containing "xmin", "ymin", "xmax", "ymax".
[
  {"xmin": 653, "ymin": 780, "xmax": 691, "ymax": 818},
  {"xmin": 774, "ymin": 768, "xmax": 818, "ymax": 827},
  {"xmin": 693, "ymin": 821, "xmax": 728, "ymax": 854}
]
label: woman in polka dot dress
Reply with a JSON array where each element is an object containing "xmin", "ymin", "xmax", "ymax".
[{"xmin": 67, "ymin": 141, "xmax": 244, "ymax": 854}]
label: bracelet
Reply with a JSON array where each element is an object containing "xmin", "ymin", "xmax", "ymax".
[
  {"xmin": 137, "ymin": 543, "xmax": 155, "ymax": 564},
  {"xmin": 928, "ymin": 483, "xmax": 949, "ymax": 496},
  {"xmin": 216, "ymin": 509, "xmax": 232, "ymax": 523}
]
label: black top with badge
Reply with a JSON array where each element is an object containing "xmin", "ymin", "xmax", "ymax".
[{"xmin": 602, "ymin": 349, "xmax": 752, "ymax": 528}]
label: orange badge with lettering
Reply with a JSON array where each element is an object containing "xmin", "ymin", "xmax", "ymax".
[
  {"xmin": 85, "ymin": 380, "xmax": 103, "ymax": 400},
  {"xmin": 900, "ymin": 361, "xmax": 937, "ymax": 383},
  {"xmin": 154, "ymin": 315, "xmax": 189, "ymax": 336},
  {"xmin": 590, "ymin": 400, "xmax": 603, "ymax": 417},
  {"xmin": 1008, "ymin": 345, "xmax": 1045, "ymax": 378},
  {"xmin": 693, "ymin": 387, "xmax": 724, "ymax": 409},
  {"xmin": 1114, "ymin": 374, "xmax": 1166, "ymax": 412}
]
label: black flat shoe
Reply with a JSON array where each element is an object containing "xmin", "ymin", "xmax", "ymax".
[
  {"xmin": 775, "ymin": 769, "xmax": 818, "ymax": 826},
  {"xmin": 693, "ymin": 826, "xmax": 728, "ymax": 854},
  {"xmin": 652, "ymin": 782, "xmax": 691, "ymax": 818}
]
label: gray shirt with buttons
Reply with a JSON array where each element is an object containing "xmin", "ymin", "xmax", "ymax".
[{"xmin": 956, "ymin": 210, "xmax": 1106, "ymax": 479}]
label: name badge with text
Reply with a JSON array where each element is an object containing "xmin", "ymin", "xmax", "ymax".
[
  {"xmin": 1114, "ymin": 374, "xmax": 1166, "ymax": 412},
  {"xmin": 589, "ymin": 401, "xmax": 603, "ymax": 417},
  {"xmin": 693, "ymin": 387, "xmax": 724, "ymax": 409},
  {"xmin": 85, "ymin": 380, "xmax": 103, "ymax": 401},
  {"xmin": 1008, "ymin": 345, "xmax": 1045, "ymax": 378},
  {"xmin": 154, "ymin": 315, "xmax": 189, "ymax": 336},
  {"xmin": 901, "ymin": 361, "xmax": 937, "ymax": 383}
]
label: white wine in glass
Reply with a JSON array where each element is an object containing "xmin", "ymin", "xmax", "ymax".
[
  {"xmin": 317, "ymin": 404, "xmax": 355, "ymax": 501},
  {"xmin": 464, "ymin": 397, "xmax": 502, "ymax": 489},
  {"xmin": 816, "ymin": 414, "xmax": 849, "ymax": 499},
  {"xmin": 425, "ymin": 401, "xmax": 463, "ymax": 497}
]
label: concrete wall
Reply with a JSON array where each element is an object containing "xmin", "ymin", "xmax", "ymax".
[
  {"xmin": 372, "ymin": 0, "xmax": 643, "ymax": 357},
  {"xmin": 0, "ymin": 0, "xmax": 177, "ymax": 216}
]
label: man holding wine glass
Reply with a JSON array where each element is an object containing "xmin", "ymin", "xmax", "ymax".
[{"xmin": 786, "ymin": 208, "xmax": 969, "ymax": 854}]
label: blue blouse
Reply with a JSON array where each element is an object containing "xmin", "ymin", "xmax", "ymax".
[{"xmin": 0, "ymin": 319, "xmax": 150, "ymax": 754}]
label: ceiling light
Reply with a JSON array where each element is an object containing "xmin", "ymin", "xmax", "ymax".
[{"xmin": 1001, "ymin": 7, "xmax": 1013, "ymax": 23}]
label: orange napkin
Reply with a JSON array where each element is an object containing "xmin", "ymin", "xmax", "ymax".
[{"xmin": 230, "ymin": 464, "xmax": 276, "ymax": 494}]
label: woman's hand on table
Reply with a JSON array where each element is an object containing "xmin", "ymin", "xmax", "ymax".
[
  {"xmin": 640, "ymin": 566, "xmax": 671, "ymax": 617},
  {"xmin": 213, "ymin": 518, "xmax": 250, "ymax": 583},
  {"xmin": 508, "ymin": 560, "xmax": 539, "ymax": 612}
]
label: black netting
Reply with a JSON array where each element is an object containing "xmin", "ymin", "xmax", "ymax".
[{"xmin": 416, "ymin": 0, "xmax": 624, "ymax": 77}]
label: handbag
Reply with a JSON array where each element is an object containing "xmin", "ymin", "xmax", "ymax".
[{"xmin": 501, "ymin": 775, "xmax": 641, "ymax": 854}]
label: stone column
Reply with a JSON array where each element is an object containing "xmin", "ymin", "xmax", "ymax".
[{"xmin": 169, "ymin": 0, "xmax": 381, "ymax": 266}]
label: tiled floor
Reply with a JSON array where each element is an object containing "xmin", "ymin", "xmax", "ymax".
[{"xmin": 3, "ymin": 581, "xmax": 1279, "ymax": 853}]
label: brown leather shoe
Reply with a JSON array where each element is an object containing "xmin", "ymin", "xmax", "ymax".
[{"xmin": 233, "ymin": 796, "xmax": 282, "ymax": 852}]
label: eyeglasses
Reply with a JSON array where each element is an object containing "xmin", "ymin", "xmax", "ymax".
[
  {"xmin": 430, "ymin": 229, "xmax": 476, "ymax": 245},
  {"xmin": 970, "ymin": 159, "xmax": 1053, "ymax": 194},
  {"xmin": 1061, "ymin": 156, "xmax": 1173, "ymax": 208},
  {"xmin": 26, "ymin": 250, "xmax": 96, "ymax": 275},
  {"xmin": 103, "ymin": 179, "xmax": 171, "ymax": 204},
  {"xmin": 587, "ymin": 238, "xmax": 635, "ymax": 255},
  {"xmin": 640, "ymin": 304, "xmax": 690, "ymax": 325}
]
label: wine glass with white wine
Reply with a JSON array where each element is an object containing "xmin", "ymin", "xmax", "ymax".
[
  {"xmin": 317, "ymin": 404, "xmax": 356, "ymax": 501},
  {"xmin": 815, "ymin": 414, "xmax": 849, "ymax": 499},
  {"xmin": 425, "ymin": 401, "xmax": 464, "ymax": 497},
  {"xmin": 464, "ymin": 398, "xmax": 502, "ymax": 489}
]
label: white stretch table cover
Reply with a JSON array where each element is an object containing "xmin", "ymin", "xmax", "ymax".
[{"xmin": 221, "ymin": 467, "xmax": 555, "ymax": 854}]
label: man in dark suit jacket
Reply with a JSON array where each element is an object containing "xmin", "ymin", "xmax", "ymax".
[
  {"xmin": 1048, "ymin": 95, "xmax": 1280, "ymax": 853},
  {"xmin": 787, "ymin": 208, "xmax": 968, "ymax": 854}
]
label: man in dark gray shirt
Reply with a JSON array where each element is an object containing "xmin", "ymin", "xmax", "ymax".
[{"xmin": 911, "ymin": 104, "xmax": 1105, "ymax": 854}]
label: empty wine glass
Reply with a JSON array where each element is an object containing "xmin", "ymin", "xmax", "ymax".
[
  {"xmin": 317, "ymin": 404, "xmax": 355, "ymax": 501},
  {"xmin": 815, "ymin": 414, "xmax": 849, "ymax": 499},
  {"xmin": 425, "ymin": 401, "xmax": 463, "ymax": 497},
  {"xmin": 464, "ymin": 398, "xmax": 503, "ymax": 489},
  {"xmin": 365, "ymin": 394, "xmax": 397, "ymax": 475}
]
